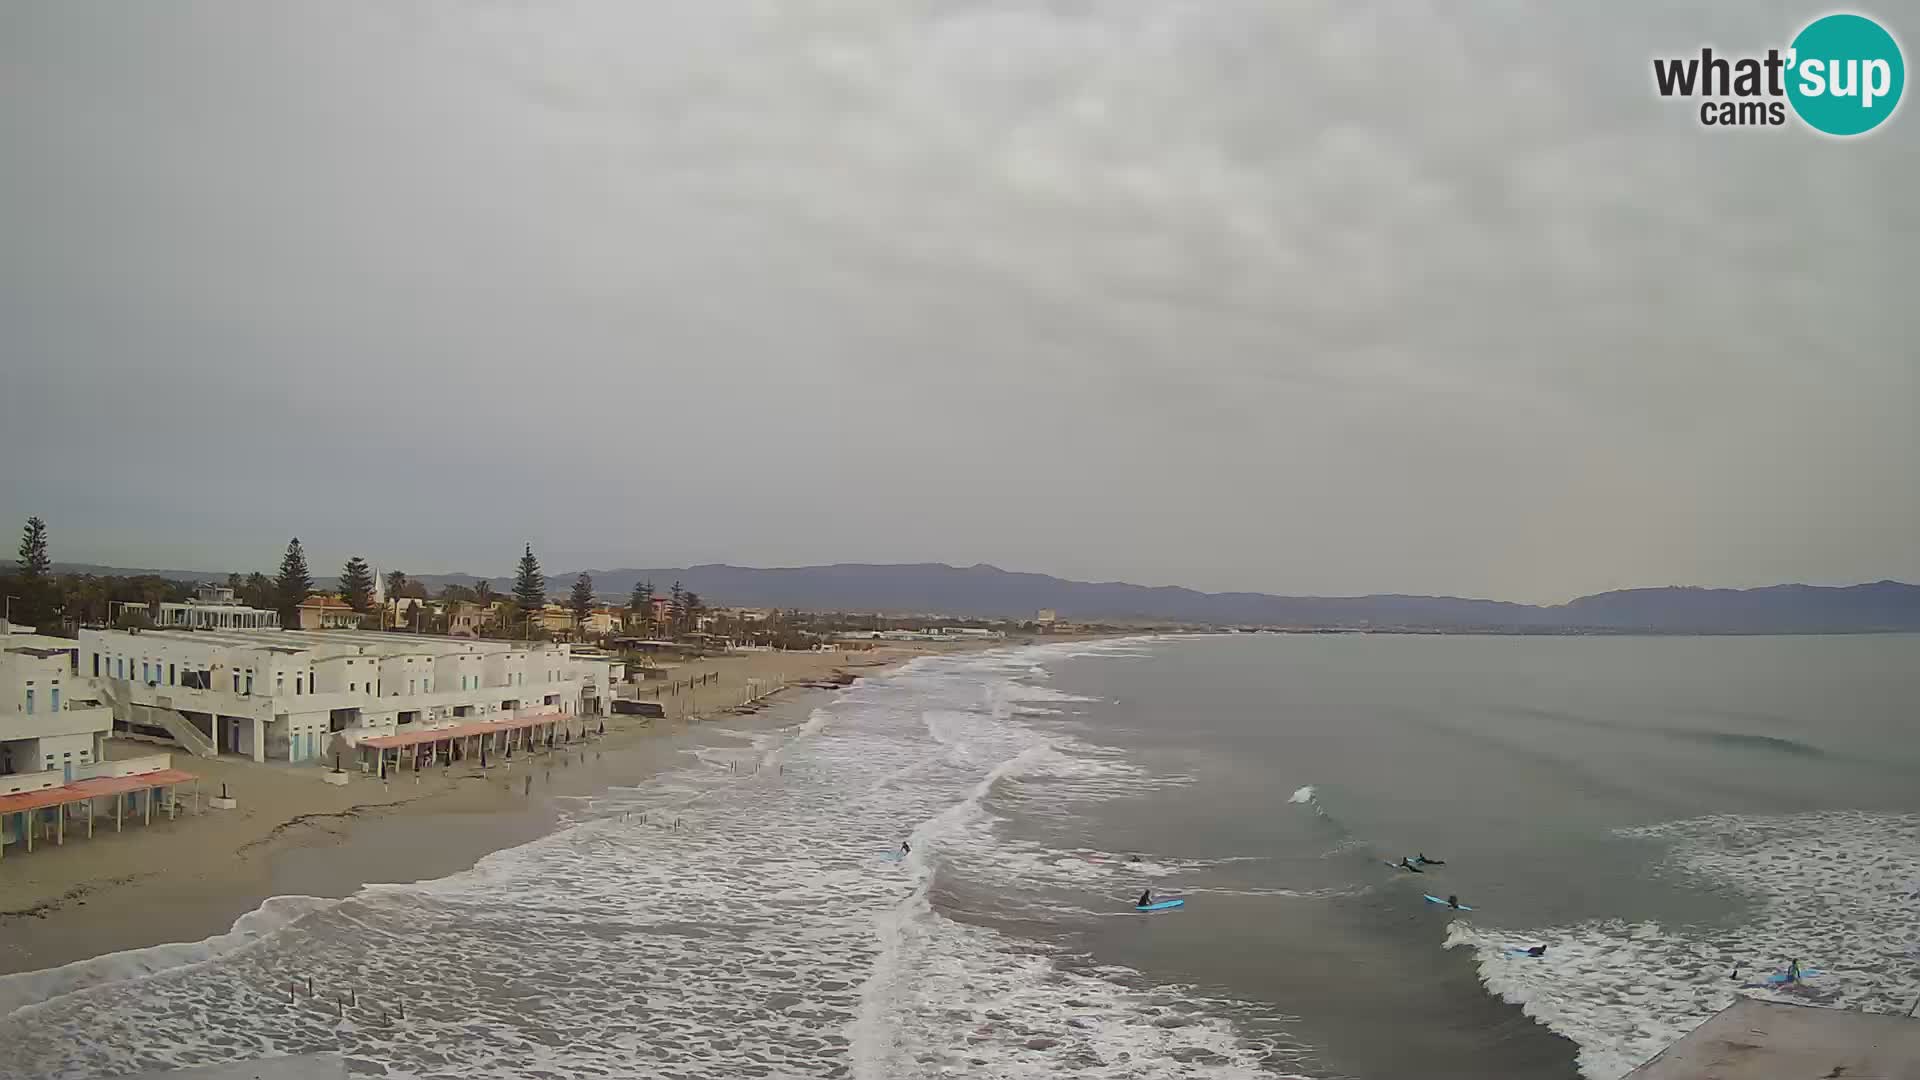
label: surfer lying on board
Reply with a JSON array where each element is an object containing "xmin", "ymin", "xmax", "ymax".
[
  {"xmin": 1398, "ymin": 857, "xmax": 1424, "ymax": 873},
  {"xmin": 1525, "ymin": 945, "xmax": 1546, "ymax": 957},
  {"xmin": 1138, "ymin": 889, "xmax": 1153, "ymax": 907},
  {"xmin": 1416, "ymin": 853, "xmax": 1445, "ymax": 865},
  {"xmin": 1445, "ymin": 894, "xmax": 1462, "ymax": 910},
  {"xmin": 901, "ymin": 841, "xmax": 911, "ymax": 856}
]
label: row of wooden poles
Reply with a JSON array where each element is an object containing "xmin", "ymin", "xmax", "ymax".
[
  {"xmin": 285, "ymin": 976, "xmax": 407, "ymax": 1023},
  {"xmin": 646, "ymin": 671, "xmax": 721, "ymax": 699},
  {"xmin": 372, "ymin": 718, "xmax": 606, "ymax": 778}
]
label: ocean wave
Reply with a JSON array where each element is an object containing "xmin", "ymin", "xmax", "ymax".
[
  {"xmin": 1453, "ymin": 809, "xmax": 1920, "ymax": 1079},
  {"xmin": 0, "ymin": 895, "xmax": 336, "ymax": 1024}
]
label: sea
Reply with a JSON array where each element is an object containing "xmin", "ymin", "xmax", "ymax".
[{"xmin": 1, "ymin": 632, "xmax": 1917, "ymax": 1079}]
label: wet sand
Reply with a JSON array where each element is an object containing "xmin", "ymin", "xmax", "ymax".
[{"xmin": 0, "ymin": 643, "xmax": 970, "ymax": 979}]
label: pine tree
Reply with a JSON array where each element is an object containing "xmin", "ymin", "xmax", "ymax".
[
  {"xmin": 275, "ymin": 538, "xmax": 314, "ymax": 624},
  {"xmin": 14, "ymin": 516, "xmax": 52, "ymax": 624},
  {"xmin": 512, "ymin": 544, "xmax": 545, "ymax": 616},
  {"xmin": 668, "ymin": 580, "xmax": 686, "ymax": 634},
  {"xmin": 684, "ymin": 590, "xmax": 704, "ymax": 632},
  {"xmin": 628, "ymin": 580, "xmax": 654, "ymax": 635},
  {"xmin": 570, "ymin": 572, "xmax": 595, "ymax": 630},
  {"xmin": 340, "ymin": 556, "xmax": 375, "ymax": 614}
]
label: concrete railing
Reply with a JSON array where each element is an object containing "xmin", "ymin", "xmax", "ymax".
[
  {"xmin": 75, "ymin": 754, "xmax": 172, "ymax": 780},
  {"xmin": 0, "ymin": 770, "xmax": 62, "ymax": 796},
  {"xmin": 92, "ymin": 678, "xmax": 132, "ymax": 723},
  {"xmin": 0, "ymin": 704, "xmax": 112, "ymax": 741}
]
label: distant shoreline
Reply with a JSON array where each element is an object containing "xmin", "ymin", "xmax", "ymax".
[{"xmin": 41, "ymin": 560, "xmax": 1920, "ymax": 636}]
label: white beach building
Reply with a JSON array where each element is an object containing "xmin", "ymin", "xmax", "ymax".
[
  {"xmin": 77, "ymin": 626, "xmax": 622, "ymax": 765},
  {"xmin": 150, "ymin": 584, "xmax": 280, "ymax": 631},
  {"xmin": 1, "ymin": 632, "xmax": 113, "ymax": 781}
]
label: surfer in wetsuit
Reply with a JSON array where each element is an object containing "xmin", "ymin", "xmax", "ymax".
[
  {"xmin": 1398, "ymin": 857, "xmax": 1423, "ymax": 873},
  {"xmin": 1417, "ymin": 853, "xmax": 1445, "ymax": 865},
  {"xmin": 1786, "ymin": 958, "xmax": 1800, "ymax": 983},
  {"xmin": 1138, "ymin": 889, "xmax": 1153, "ymax": 908},
  {"xmin": 1526, "ymin": 945, "xmax": 1547, "ymax": 957},
  {"xmin": 1446, "ymin": 894, "xmax": 1461, "ymax": 910},
  {"xmin": 901, "ymin": 841, "xmax": 911, "ymax": 856}
]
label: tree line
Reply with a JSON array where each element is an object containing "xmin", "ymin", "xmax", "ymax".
[{"xmin": 3, "ymin": 517, "xmax": 711, "ymax": 643}]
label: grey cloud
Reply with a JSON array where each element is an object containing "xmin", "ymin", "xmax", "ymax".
[{"xmin": 1, "ymin": 1, "xmax": 1914, "ymax": 602}]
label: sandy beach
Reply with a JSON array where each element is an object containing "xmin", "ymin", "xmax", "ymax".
[{"xmin": 0, "ymin": 642, "xmax": 978, "ymax": 980}]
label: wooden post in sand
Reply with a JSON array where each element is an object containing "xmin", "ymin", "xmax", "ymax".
[
  {"xmin": 144, "ymin": 787, "xmax": 153, "ymax": 827},
  {"xmin": 88, "ymin": 796, "xmax": 95, "ymax": 839},
  {"xmin": 56, "ymin": 803, "xmax": 64, "ymax": 846},
  {"xmin": 116, "ymin": 792, "xmax": 124, "ymax": 832}
]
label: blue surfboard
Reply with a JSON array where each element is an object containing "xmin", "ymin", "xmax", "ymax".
[
  {"xmin": 1763, "ymin": 967, "xmax": 1821, "ymax": 984},
  {"xmin": 1423, "ymin": 894, "xmax": 1473, "ymax": 911},
  {"xmin": 1136, "ymin": 899, "xmax": 1185, "ymax": 912}
]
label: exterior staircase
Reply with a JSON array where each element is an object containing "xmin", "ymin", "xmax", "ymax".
[
  {"xmin": 140, "ymin": 705, "xmax": 217, "ymax": 758},
  {"xmin": 95, "ymin": 678, "xmax": 218, "ymax": 758}
]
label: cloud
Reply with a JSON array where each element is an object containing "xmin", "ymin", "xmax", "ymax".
[{"xmin": 1, "ymin": 0, "xmax": 1913, "ymax": 601}]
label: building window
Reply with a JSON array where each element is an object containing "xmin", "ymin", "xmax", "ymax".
[
  {"xmin": 350, "ymin": 683, "xmax": 357, "ymax": 693},
  {"xmin": 233, "ymin": 672, "xmax": 241, "ymax": 693},
  {"xmin": 295, "ymin": 676, "xmax": 303, "ymax": 695},
  {"xmin": 25, "ymin": 689, "xmax": 34, "ymax": 715},
  {"xmin": 51, "ymin": 688, "xmax": 60, "ymax": 711},
  {"xmin": 169, "ymin": 663, "xmax": 176, "ymax": 685}
]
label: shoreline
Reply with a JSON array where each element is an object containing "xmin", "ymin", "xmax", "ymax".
[{"xmin": 0, "ymin": 642, "xmax": 994, "ymax": 985}]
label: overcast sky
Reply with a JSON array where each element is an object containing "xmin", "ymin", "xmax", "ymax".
[{"xmin": 1, "ymin": 2, "xmax": 1914, "ymax": 603}]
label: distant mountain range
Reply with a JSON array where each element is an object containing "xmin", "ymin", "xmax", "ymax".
[{"xmin": 49, "ymin": 560, "xmax": 1920, "ymax": 633}]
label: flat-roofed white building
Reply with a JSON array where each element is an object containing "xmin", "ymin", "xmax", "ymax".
[
  {"xmin": 78, "ymin": 627, "xmax": 622, "ymax": 766},
  {"xmin": 2, "ymin": 634, "xmax": 113, "ymax": 781},
  {"xmin": 151, "ymin": 585, "xmax": 280, "ymax": 631}
]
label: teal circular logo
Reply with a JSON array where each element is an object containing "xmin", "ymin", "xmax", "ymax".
[{"xmin": 1787, "ymin": 14, "xmax": 1905, "ymax": 135}]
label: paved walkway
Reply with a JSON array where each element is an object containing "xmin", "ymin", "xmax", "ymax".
[{"xmin": 1627, "ymin": 998, "xmax": 1920, "ymax": 1079}]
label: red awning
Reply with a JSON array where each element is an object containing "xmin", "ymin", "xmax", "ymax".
[
  {"xmin": 0, "ymin": 769, "xmax": 198, "ymax": 815},
  {"xmin": 360, "ymin": 713, "xmax": 563, "ymax": 751}
]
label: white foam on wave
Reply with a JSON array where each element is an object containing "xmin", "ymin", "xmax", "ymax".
[
  {"xmin": 853, "ymin": 888, "xmax": 1312, "ymax": 1079},
  {"xmin": 1452, "ymin": 809, "xmax": 1920, "ymax": 1079},
  {"xmin": 1287, "ymin": 785, "xmax": 1316, "ymax": 805},
  {"xmin": 0, "ymin": 895, "xmax": 336, "ymax": 1023},
  {"xmin": 0, "ymin": 642, "xmax": 1293, "ymax": 1080}
]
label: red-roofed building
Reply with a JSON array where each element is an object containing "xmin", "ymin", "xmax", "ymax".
[{"xmin": 293, "ymin": 597, "xmax": 363, "ymax": 630}]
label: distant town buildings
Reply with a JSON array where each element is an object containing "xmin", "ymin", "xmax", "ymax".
[
  {"xmin": 294, "ymin": 596, "xmax": 362, "ymax": 631},
  {"xmin": 1035, "ymin": 609, "xmax": 1058, "ymax": 631},
  {"xmin": 447, "ymin": 601, "xmax": 504, "ymax": 639}
]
